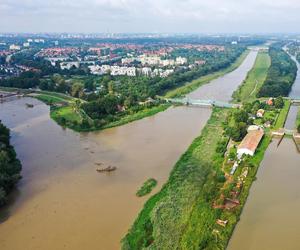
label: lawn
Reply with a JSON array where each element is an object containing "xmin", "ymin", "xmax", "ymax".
[{"xmin": 232, "ymin": 51, "xmax": 271, "ymax": 103}]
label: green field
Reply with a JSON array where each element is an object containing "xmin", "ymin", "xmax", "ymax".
[
  {"xmin": 165, "ymin": 50, "xmax": 249, "ymax": 98},
  {"xmin": 232, "ymin": 51, "xmax": 271, "ymax": 102}
]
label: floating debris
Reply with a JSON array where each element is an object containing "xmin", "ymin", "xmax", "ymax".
[
  {"xmin": 94, "ymin": 162, "xmax": 103, "ymax": 166},
  {"xmin": 96, "ymin": 166, "xmax": 117, "ymax": 173},
  {"xmin": 25, "ymin": 103, "xmax": 34, "ymax": 108}
]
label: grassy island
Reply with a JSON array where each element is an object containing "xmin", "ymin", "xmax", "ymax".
[{"xmin": 136, "ymin": 178, "xmax": 158, "ymax": 197}]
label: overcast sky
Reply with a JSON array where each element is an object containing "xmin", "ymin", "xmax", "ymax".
[{"xmin": 1, "ymin": 0, "xmax": 300, "ymax": 33}]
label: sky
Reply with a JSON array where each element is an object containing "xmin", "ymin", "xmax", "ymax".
[{"xmin": 1, "ymin": 0, "xmax": 300, "ymax": 33}]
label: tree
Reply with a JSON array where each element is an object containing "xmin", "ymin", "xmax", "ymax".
[
  {"xmin": 71, "ymin": 82, "xmax": 84, "ymax": 98},
  {"xmin": 274, "ymin": 97, "xmax": 284, "ymax": 109}
]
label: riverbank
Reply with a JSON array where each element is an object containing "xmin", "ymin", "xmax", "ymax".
[
  {"xmin": 0, "ymin": 122, "xmax": 22, "ymax": 206},
  {"xmin": 165, "ymin": 50, "xmax": 250, "ymax": 98},
  {"xmin": 232, "ymin": 51, "xmax": 270, "ymax": 103}
]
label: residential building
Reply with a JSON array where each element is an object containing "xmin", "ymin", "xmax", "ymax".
[
  {"xmin": 256, "ymin": 109, "xmax": 265, "ymax": 118},
  {"xmin": 9, "ymin": 44, "xmax": 21, "ymax": 50}
]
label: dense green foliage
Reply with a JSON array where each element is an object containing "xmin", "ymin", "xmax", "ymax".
[
  {"xmin": 136, "ymin": 178, "xmax": 158, "ymax": 197},
  {"xmin": 258, "ymin": 45, "xmax": 297, "ymax": 97},
  {"xmin": 0, "ymin": 121, "xmax": 22, "ymax": 206}
]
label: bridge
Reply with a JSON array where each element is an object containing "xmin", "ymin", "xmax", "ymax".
[
  {"xmin": 291, "ymin": 99, "xmax": 300, "ymax": 105},
  {"xmin": 165, "ymin": 98, "xmax": 241, "ymax": 108}
]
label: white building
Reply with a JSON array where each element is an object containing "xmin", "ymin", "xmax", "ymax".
[
  {"xmin": 60, "ymin": 61, "xmax": 80, "ymax": 70},
  {"xmin": 139, "ymin": 55, "xmax": 161, "ymax": 66},
  {"xmin": 141, "ymin": 67, "xmax": 152, "ymax": 76},
  {"xmin": 9, "ymin": 44, "xmax": 21, "ymax": 50},
  {"xmin": 23, "ymin": 42, "xmax": 30, "ymax": 47},
  {"xmin": 237, "ymin": 128, "xmax": 264, "ymax": 158},
  {"xmin": 45, "ymin": 57, "xmax": 69, "ymax": 66},
  {"xmin": 176, "ymin": 57, "xmax": 187, "ymax": 65},
  {"xmin": 160, "ymin": 69, "xmax": 174, "ymax": 78},
  {"xmin": 121, "ymin": 57, "xmax": 135, "ymax": 65}
]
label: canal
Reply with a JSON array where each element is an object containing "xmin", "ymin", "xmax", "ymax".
[
  {"xmin": 228, "ymin": 52, "xmax": 300, "ymax": 250},
  {"xmin": 0, "ymin": 51, "xmax": 257, "ymax": 250}
]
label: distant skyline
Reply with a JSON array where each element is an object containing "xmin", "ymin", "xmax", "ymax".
[{"xmin": 1, "ymin": 0, "xmax": 300, "ymax": 33}]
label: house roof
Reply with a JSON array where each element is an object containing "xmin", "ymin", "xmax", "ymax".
[{"xmin": 238, "ymin": 129, "xmax": 264, "ymax": 153}]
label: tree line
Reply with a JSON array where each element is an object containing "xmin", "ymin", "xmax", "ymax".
[
  {"xmin": 258, "ymin": 45, "xmax": 297, "ymax": 97},
  {"xmin": 0, "ymin": 121, "xmax": 22, "ymax": 206}
]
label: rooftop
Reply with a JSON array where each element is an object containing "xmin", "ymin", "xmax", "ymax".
[{"xmin": 238, "ymin": 128, "xmax": 264, "ymax": 153}]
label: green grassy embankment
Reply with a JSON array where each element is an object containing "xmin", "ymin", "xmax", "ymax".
[
  {"xmin": 273, "ymin": 99, "xmax": 291, "ymax": 129},
  {"xmin": 165, "ymin": 50, "xmax": 249, "ymax": 98},
  {"xmin": 232, "ymin": 51, "xmax": 271, "ymax": 103}
]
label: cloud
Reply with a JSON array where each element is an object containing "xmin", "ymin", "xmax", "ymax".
[{"xmin": 0, "ymin": 0, "xmax": 300, "ymax": 33}]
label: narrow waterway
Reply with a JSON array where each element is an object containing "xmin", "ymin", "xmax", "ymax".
[
  {"xmin": 228, "ymin": 51, "xmax": 300, "ymax": 250},
  {"xmin": 0, "ymin": 50, "xmax": 257, "ymax": 250}
]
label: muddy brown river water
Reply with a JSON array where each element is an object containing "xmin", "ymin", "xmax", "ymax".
[{"xmin": 0, "ymin": 50, "xmax": 257, "ymax": 250}]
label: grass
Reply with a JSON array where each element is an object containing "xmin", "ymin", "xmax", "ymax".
[
  {"xmin": 51, "ymin": 106, "xmax": 82, "ymax": 124},
  {"xmin": 136, "ymin": 179, "xmax": 158, "ymax": 197},
  {"xmin": 165, "ymin": 50, "xmax": 250, "ymax": 98},
  {"xmin": 273, "ymin": 99, "xmax": 291, "ymax": 129},
  {"xmin": 35, "ymin": 94, "xmax": 68, "ymax": 105},
  {"xmin": 232, "ymin": 51, "xmax": 271, "ymax": 103},
  {"xmin": 122, "ymin": 108, "xmax": 230, "ymax": 249}
]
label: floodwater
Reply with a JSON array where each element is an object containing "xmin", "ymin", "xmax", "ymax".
[
  {"xmin": 228, "ymin": 51, "xmax": 300, "ymax": 250},
  {"xmin": 0, "ymin": 51, "xmax": 257, "ymax": 250}
]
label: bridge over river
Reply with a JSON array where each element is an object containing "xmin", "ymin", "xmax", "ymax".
[{"xmin": 166, "ymin": 97, "xmax": 241, "ymax": 108}]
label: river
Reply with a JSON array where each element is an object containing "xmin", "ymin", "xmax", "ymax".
[
  {"xmin": 228, "ymin": 52, "xmax": 300, "ymax": 250},
  {"xmin": 0, "ymin": 50, "xmax": 257, "ymax": 250}
]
